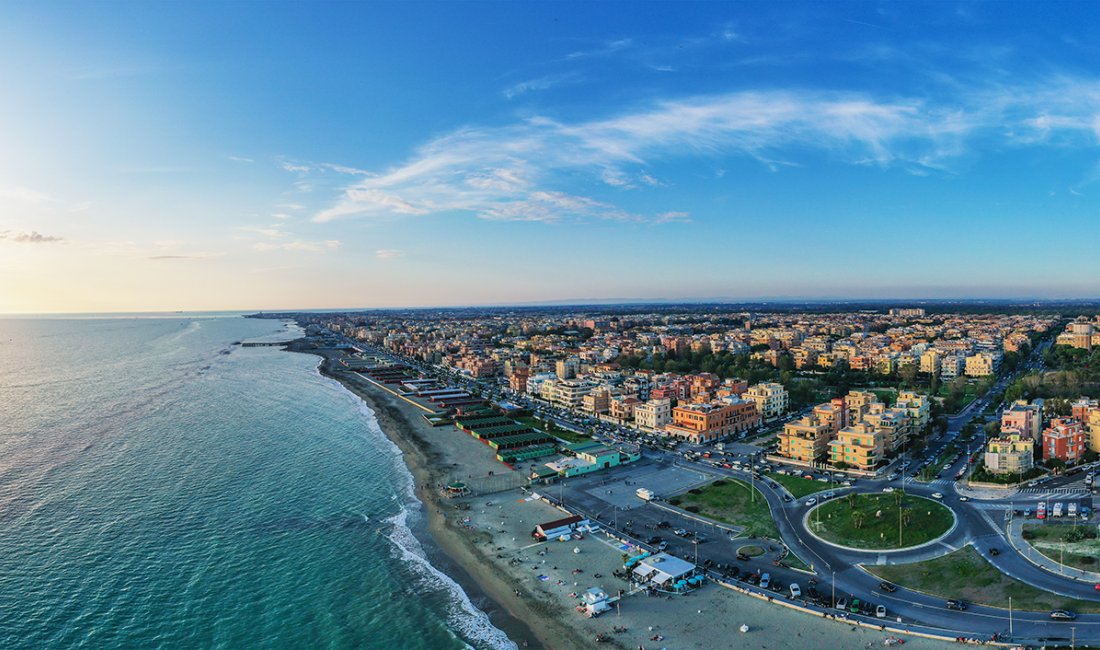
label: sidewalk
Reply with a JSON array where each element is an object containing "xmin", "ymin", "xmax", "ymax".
[
  {"xmin": 956, "ymin": 481, "xmax": 1019, "ymax": 499},
  {"xmin": 1005, "ymin": 517, "xmax": 1100, "ymax": 583}
]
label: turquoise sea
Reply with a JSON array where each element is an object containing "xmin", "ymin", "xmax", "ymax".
[{"xmin": 0, "ymin": 315, "xmax": 514, "ymax": 649}]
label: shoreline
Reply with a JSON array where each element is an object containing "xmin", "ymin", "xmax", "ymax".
[
  {"xmin": 283, "ymin": 340, "xmax": 959, "ymax": 650},
  {"xmin": 291, "ymin": 343, "xmax": 584, "ymax": 650}
]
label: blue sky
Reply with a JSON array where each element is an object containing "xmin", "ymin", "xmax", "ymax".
[{"xmin": 2, "ymin": 1, "xmax": 1100, "ymax": 312}]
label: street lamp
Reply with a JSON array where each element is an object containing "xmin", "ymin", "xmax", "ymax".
[
  {"xmin": 1008, "ymin": 596, "xmax": 1013, "ymax": 638},
  {"xmin": 831, "ymin": 570, "xmax": 836, "ymax": 608}
]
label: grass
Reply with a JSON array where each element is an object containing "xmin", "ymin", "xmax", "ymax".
[
  {"xmin": 516, "ymin": 416, "xmax": 591, "ymax": 443},
  {"xmin": 738, "ymin": 544, "xmax": 765, "ymax": 557},
  {"xmin": 867, "ymin": 546, "xmax": 1100, "ymax": 613},
  {"xmin": 675, "ymin": 479, "xmax": 780, "ymax": 540},
  {"xmin": 782, "ymin": 549, "xmax": 812, "ymax": 572},
  {"xmin": 1023, "ymin": 523, "xmax": 1100, "ymax": 572},
  {"xmin": 808, "ymin": 493, "xmax": 953, "ymax": 550},
  {"xmin": 767, "ymin": 471, "xmax": 832, "ymax": 499}
]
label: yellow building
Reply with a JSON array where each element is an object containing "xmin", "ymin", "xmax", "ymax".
[
  {"xmin": 863, "ymin": 404, "xmax": 912, "ymax": 453},
  {"xmin": 983, "ymin": 434, "xmax": 1034, "ymax": 474},
  {"xmin": 965, "ymin": 352, "xmax": 998, "ymax": 377},
  {"xmin": 828, "ymin": 423, "xmax": 885, "ymax": 470},
  {"xmin": 844, "ymin": 390, "xmax": 880, "ymax": 425},
  {"xmin": 1089, "ymin": 410, "xmax": 1100, "ymax": 453},
  {"xmin": 779, "ymin": 416, "xmax": 832, "ymax": 463},
  {"xmin": 742, "ymin": 382, "xmax": 789, "ymax": 421},
  {"xmin": 919, "ymin": 349, "xmax": 941, "ymax": 375}
]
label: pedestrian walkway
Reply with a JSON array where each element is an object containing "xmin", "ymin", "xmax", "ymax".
[{"xmin": 1004, "ymin": 518, "xmax": 1100, "ymax": 583}]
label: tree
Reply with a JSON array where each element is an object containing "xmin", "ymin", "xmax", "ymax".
[{"xmin": 851, "ymin": 510, "xmax": 866, "ymax": 530}]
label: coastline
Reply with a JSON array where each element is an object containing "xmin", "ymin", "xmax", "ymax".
[
  {"xmin": 282, "ymin": 340, "xmax": 959, "ymax": 650},
  {"xmin": 291, "ymin": 343, "xmax": 584, "ymax": 650}
]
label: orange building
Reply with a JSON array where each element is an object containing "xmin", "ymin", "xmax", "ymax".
[{"xmin": 664, "ymin": 400, "xmax": 760, "ymax": 444}]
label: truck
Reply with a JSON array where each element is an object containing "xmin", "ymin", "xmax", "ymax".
[
  {"xmin": 1037, "ymin": 501, "xmax": 1047, "ymax": 519},
  {"xmin": 636, "ymin": 488, "xmax": 655, "ymax": 502},
  {"xmin": 1068, "ymin": 502, "xmax": 1079, "ymax": 517},
  {"xmin": 1053, "ymin": 502, "xmax": 1064, "ymax": 518}
]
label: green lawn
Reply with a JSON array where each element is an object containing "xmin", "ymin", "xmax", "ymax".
[
  {"xmin": 867, "ymin": 546, "xmax": 1100, "ymax": 613},
  {"xmin": 1023, "ymin": 524, "xmax": 1100, "ymax": 573},
  {"xmin": 516, "ymin": 416, "xmax": 591, "ymax": 443},
  {"xmin": 674, "ymin": 479, "xmax": 780, "ymax": 540},
  {"xmin": 807, "ymin": 493, "xmax": 953, "ymax": 550},
  {"xmin": 767, "ymin": 471, "xmax": 831, "ymax": 499}
]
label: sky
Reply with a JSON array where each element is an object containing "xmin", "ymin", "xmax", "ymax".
[{"xmin": 2, "ymin": 1, "xmax": 1100, "ymax": 313}]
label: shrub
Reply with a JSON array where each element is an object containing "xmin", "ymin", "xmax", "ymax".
[
  {"xmin": 685, "ymin": 505, "xmax": 701, "ymax": 514},
  {"xmin": 713, "ymin": 480, "xmax": 727, "ymax": 487},
  {"xmin": 689, "ymin": 488, "xmax": 703, "ymax": 495},
  {"xmin": 1021, "ymin": 530, "xmax": 1035, "ymax": 540},
  {"xmin": 668, "ymin": 498, "xmax": 682, "ymax": 506}
]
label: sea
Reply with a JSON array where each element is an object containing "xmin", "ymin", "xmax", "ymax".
[{"xmin": 0, "ymin": 314, "xmax": 516, "ymax": 650}]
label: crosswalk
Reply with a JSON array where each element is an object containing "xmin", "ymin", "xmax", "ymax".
[{"xmin": 1015, "ymin": 486, "xmax": 1090, "ymax": 497}]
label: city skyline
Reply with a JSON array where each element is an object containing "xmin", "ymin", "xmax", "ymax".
[{"xmin": 3, "ymin": 2, "xmax": 1100, "ymax": 312}]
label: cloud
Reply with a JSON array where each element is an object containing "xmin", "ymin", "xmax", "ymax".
[
  {"xmin": 0, "ymin": 230, "xmax": 64, "ymax": 243},
  {"xmin": 253, "ymin": 239, "xmax": 341, "ymax": 253},
  {"xmin": 503, "ymin": 73, "xmax": 580, "ymax": 99},
  {"xmin": 282, "ymin": 161, "xmax": 311, "ymax": 174},
  {"xmin": 307, "ymin": 74, "xmax": 1100, "ymax": 227},
  {"xmin": 147, "ymin": 253, "xmax": 221, "ymax": 260},
  {"xmin": 566, "ymin": 38, "xmax": 633, "ymax": 60},
  {"xmin": 228, "ymin": 155, "xmax": 254, "ymax": 163},
  {"xmin": 375, "ymin": 249, "xmax": 404, "ymax": 259}
]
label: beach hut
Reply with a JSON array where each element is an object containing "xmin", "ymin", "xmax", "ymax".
[{"xmin": 445, "ymin": 481, "xmax": 470, "ymax": 497}]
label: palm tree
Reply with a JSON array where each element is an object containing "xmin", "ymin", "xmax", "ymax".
[
  {"xmin": 893, "ymin": 488, "xmax": 906, "ymax": 508},
  {"xmin": 852, "ymin": 510, "xmax": 865, "ymax": 530}
]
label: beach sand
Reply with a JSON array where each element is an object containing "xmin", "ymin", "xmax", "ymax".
[{"xmin": 303, "ymin": 347, "xmax": 958, "ymax": 650}]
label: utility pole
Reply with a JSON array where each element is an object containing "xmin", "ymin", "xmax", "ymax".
[
  {"xmin": 1008, "ymin": 596, "xmax": 1013, "ymax": 638},
  {"xmin": 831, "ymin": 570, "xmax": 836, "ymax": 608}
]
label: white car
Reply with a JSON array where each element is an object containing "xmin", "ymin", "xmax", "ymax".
[
  {"xmin": 790, "ymin": 583, "xmax": 801, "ymax": 598},
  {"xmin": 932, "ymin": 492, "xmax": 944, "ymax": 499},
  {"xmin": 882, "ymin": 487, "xmax": 895, "ymax": 493},
  {"xmin": 804, "ymin": 498, "xmax": 817, "ymax": 507},
  {"xmin": 876, "ymin": 604, "xmax": 887, "ymax": 618}
]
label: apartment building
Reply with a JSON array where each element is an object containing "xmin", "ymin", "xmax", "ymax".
[
  {"xmin": 779, "ymin": 416, "xmax": 831, "ymax": 462},
  {"xmin": 609, "ymin": 395, "xmax": 640, "ymax": 422},
  {"xmin": 844, "ymin": 390, "xmax": 879, "ymax": 425},
  {"xmin": 742, "ymin": 382, "xmax": 789, "ymax": 422},
  {"xmin": 863, "ymin": 403, "xmax": 912, "ymax": 453},
  {"xmin": 812, "ymin": 398, "xmax": 847, "ymax": 432},
  {"xmin": 1001, "ymin": 400, "xmax": 1043, "ymax": 440},
  {"xmin": 582, "ymin": 388, "xmax": 610, "ymax": 415},
  {"xmin": 984, "ymin": 434, "xmax": 1035, "ymax": 474},
  {"xmin": 895, "ymin": 391, "xmax": 931, "ymax": 433},
  {"xmin": 1043, "ymin": 418, "xmax": 1086, "ymax": 465},
  {"xmin": 827, "ymin": 423, "xmax": 885, "ymax": 470},
  {"xmin": 939, "ymin": 355, "xmax": 965, "ymax": 380},
  {"xmin": 919, "ymin": 349, "xmax": 942, "ymax": 375},
  {"xmin": 664, "ymin": 400, "xmax": 760, "ymax": 444},
  {"xmin": 551, "ymin": 378, "xmax": 594, "ymax": 409},
  {"xmin": 634, "ymin": 398, "xmax": 672, "ymax": 431},
  {"xmin": 965, "ymin": 352, "xmax": 999, "ymax": 377}
]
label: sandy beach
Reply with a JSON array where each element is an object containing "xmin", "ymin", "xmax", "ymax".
[{"xmin": 300, "ymin": 345, "xmax": 959, "ymax": 650}]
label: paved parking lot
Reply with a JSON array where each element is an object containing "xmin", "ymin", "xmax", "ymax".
[{"xmin": 576, "ymin": 460, "xmax": 713, "ymax": 510}]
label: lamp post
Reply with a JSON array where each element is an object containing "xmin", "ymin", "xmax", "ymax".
[
  {"xmin": 831, "ymin": 570, "xmax": 836, "ymax": 608},
  {"xmin": 1008, "ymin": 596, "xmax": 1013, "ymax": 638}
]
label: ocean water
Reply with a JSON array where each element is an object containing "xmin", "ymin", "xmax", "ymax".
[{"xmin": 0, "ymin": 316, "xmax": 514, "ymax": 650}]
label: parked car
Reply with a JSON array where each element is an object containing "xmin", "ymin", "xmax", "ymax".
[
  {"xmin": 849, "ymin": 598, "xmax": 861, "ymax": 614},
  {"xmin": 878, "ymin": 581, "xmax": 897, "ymax": 593},
  {"xmin": 875, "ymin": 604, "xmax": 887, "ymax": 618},
  {"xmin": 760, "ymin": 573, "xmax": 771, "ymax": 589},
  {"xmin": 790, "ymin": 583, "xmax": 801, "ymax": 598},
  {"xmin": 835, "ymin": 597, "xmax": 848, "ymax": 611}
]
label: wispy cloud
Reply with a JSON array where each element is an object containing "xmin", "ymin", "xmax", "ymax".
[
  {"xmin": 503, "ymin": 73, "xmax": 580, "ymax": 99},
  {"xmin": 375, "ymin": 249, "xmax": 404, "ymax": 259},
  {"xmin": 0, "ymin": 230, "xmax": 64, "ymax": 243},
  {"xmin": 253, "ymin": 240, "xmax": 341, "ymax": 253},
  {"xmin": 307, "ymin": 75, "xmax": 1100, "ymax": 227},
  {"xmin": 228, "ymin": 155, "xmax": 254, "ymax": 163}
]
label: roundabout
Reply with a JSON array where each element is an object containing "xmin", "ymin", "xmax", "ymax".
[{"xmin": 803, "ymin": 492, "xmax": 956, "ymax": 552}]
